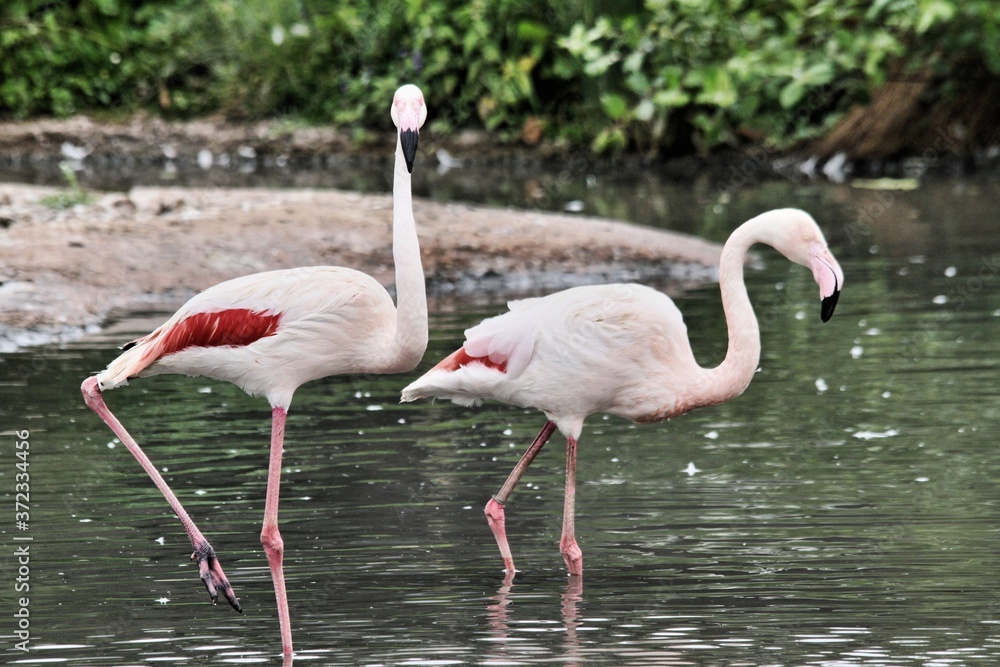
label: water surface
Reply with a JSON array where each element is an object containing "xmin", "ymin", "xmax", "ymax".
[{"xmin": 2, "ymin": 176, "xmax": 999, "ymax": 665}]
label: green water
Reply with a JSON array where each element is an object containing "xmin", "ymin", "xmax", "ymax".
[{"xmin": 1, "ymin": 175, "xmax": 998, "ymax": 665}]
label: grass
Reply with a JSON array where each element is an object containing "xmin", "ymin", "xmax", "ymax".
[{"xmin": 41, "ymin": 162, "xmax": 96, "ymax": 209}]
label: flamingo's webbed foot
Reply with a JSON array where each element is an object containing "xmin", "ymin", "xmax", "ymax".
[{"xmin": 192, "ymin": 540, "xmax": 242, "ymax": 613}]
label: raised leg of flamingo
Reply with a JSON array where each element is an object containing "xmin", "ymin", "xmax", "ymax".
[
  {"xmin": 484, "ymin": 421, "xmax": 557, "ymax": 574},
  {"xmin": 81, "ymin": 376, "xmax": 242, "ymax": 611}
]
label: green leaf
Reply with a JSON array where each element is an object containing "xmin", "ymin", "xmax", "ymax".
[
  {"xmin": 516, "ymin": 20, "xmax": 549, "ymax": 44},
  {"xmin": 799, "ymin": 62, "xmax": 834, "ymax": 86},
  {"xmin": 592, "ymin": 126, "xmax": 627, "ymax": 153},
  {"xmin": 779, "ymin": 80, "xmax": 805, "ymax": 108},
  {"xmin": 584, "ymin": 52, "xmax": 620, "ymax": 76},
  {"xmin": 917, "ymin": 0, "xmax": 956, "ymax": 33},
  {"xmin": 634, "ymin": 98, "xmax": 655, "ymax": 121},
  {"xmin": 623, "ymin": 50, "xmax": 645, "ymax": 74},
  {"xmin": 694, "ymin": 67, "xmax": 737, "ymax": 107},
  {"xmin": 653, "ymin": 88, "xmax": 690, "ymax": 108},
  {"xmin": 600, "ymin": 93, "xmax": 629, "ymax": 120}
]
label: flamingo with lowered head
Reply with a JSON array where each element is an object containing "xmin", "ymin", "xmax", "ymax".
[
  {"xmin": 401, "ymin": 208, "xmax": 844, "ymax": 577},
  {"xmin": 81, "ymin": 84, "xmax": 428, "ymax": 655}
]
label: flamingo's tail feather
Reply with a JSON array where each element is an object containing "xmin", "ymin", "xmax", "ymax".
[{"xmin": 401, "ymin": 364, "xmax": 504, "ymax": 406}]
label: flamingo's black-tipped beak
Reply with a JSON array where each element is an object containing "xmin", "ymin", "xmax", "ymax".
[
  {"xmin": 401, "ymin": 129, "xmax": 418, "ymax": 173},
  {"xmin": 809, "ymin": 242, "xmax": 844, "ymax": 323},
  {"xmin": 820, "ymin": 280, "xmax": 840, "ymax": 322}
]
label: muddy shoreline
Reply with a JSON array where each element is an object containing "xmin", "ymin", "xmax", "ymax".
[
  {"xmin": 2, "ymin": 114, "xmax": 994, "ymax": 190},
  {"xmin": 0, "ymin": 183, "xmax": 724, "ymax": 352}
]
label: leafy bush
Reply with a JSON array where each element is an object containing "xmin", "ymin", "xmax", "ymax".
[
  {"xmin": 1, "ymin": 0, "xmax": 998, "ymax": 153},
  {"xmin": 558, "ymin": 0, "xmax": 1000, "ymax": 153}
]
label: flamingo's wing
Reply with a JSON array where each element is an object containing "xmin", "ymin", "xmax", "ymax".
[
  {"xmin": 98, "ymin": 267, "xmax": 383, "ymax": 390},
  {"xmin": 462, "ymin": 299, "xmax": 543, "ymax": 378}
]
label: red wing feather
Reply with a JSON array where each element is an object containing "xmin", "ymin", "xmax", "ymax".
[
  {"xmin": 433, "ymin": 347, "xmax": 508, "ymax": 373},
  {"xmin": 141, "ymin": 308, "xmax": 282, "ymax": 366}
]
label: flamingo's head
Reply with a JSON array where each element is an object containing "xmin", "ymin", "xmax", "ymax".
[
  {"xmin": 763, "ymin": 209, "xmax": 845, "ymax": 322},
  {"xmin": 391, "ymin": 84, "xmax": 427, "ymax": 173}
]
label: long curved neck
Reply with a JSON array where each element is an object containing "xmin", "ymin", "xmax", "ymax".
[
  {"xmin": 386, "ymin": 133, "xmax": 428, "ymax": 371},
  {"xmin": 699, "ymin": 219, "xmax": 763, "ymax": 406}
]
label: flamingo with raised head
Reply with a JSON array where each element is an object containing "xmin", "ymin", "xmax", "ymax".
[
  {"xmin": 402, "ymin": 208, "xmax": 844, "ymax": 577},
  {"xmin": 81, "ymin": 84, "xmax": 428, "ymax": 656}
]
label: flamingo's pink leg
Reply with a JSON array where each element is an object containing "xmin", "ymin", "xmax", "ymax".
[
  {"xmin": 261, "ymin": 407, "xmax": 293, "ymax": 656},
  {"xmin": 485, "ymin": 420, "xmax": 557, "ymax": 574},
  {"xmin": 559, "ymin": 436, "xmax": 583, "ymax": 576},
  {"xmin": 80, "ymin": 377, "xmax": 242, "ymax": 611}
]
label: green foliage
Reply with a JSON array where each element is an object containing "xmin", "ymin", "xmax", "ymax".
[
  {"xmin": 1, "ymin": 0, "xmax": 998, "ymax": 153},
  {"xmin": 558, "ymin": 0, "xmax": 1000, "ymax": 153}
]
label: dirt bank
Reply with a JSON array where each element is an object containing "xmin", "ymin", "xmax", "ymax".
[{"xmin": 0, "ymin": 184, "xmax": 723, "ymax": 350}]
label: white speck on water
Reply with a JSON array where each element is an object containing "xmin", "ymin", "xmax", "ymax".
[
  {"xmin": 195, "ymin": 489, "xmax": 206, "ymax": 496},
  {"xmin": 704, "ymin": 430, "xmax": 719, "ymax": 439},
  {"xmin": 354, "ymin": 391, "xmax": 362, "ymax": 399},
  {"xmin": 933, "ymin": 295, "xmax": 948, "ymax": 305},
  {"xmin": 865, "ymin": 327, "xmax": 881, "ymax": 336},
  {"xmin": 106, "ymin": 441, "xmax": 116, "ymax": 449},
  {"xmin": 882, "ymin": 391, "xmax": 892, "ymax": 398},
  {"xmin": 564, "ymin": 200, "xmax": 585, "ymax": 212},
  {"xmin": 397, "ymin": 418, "xmax": 406, "ymax": 424},
  {"xmin": 611, "ymin": 457, "xmax": 620, "ymax": 463},
  {"xmin": 197, "ymin": 386, "xmax": 212, "ymax": 394},
  {"xmin": 851, "ymin": 345, "xmax": 864, "ymax": 359},
  {"xmin": 816, "ymin": 378, "xmax": 829, "ymax": 392},
  {"xmin": 300, "ymin": 496, "xmax": 311, "ymax": 501},
  {"xmin": 462, "ymin": 505, "xmax": 473, "ymax": 510},
  {"xmin": 365, "ymin": 405, "xmax": 382, "ymax": 411},
  {"xmin": 853, "ymin": 428, "xmax": 899, "ymax": 440},
  {"xmin": 795, "ymin": 310, "xmax": 805, "ymax": 320},
  {"xmin": 915, "ymin": 477, "xmax": 929, "ymax": 483},
  {"xmin": 155, "ymin": 537, "xmax": 165, "ymax": 545},
  {"xmin": 155, "ymin": 597, "xmax": 170, "ymax": 605},
  {"xmin": 503, "ymin": 428, "xmax": 513, "ymax": 436},
  {"xmin": 79, "ymin": 518, "xmax": 92, "ymax": 523},
  {"xmin": 944, "ymin": 266, "xmax": 957, "ymax": 277},
  {"xmin": 682, "ymin": 462, "xmax": 701, "ymax": 476}
]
